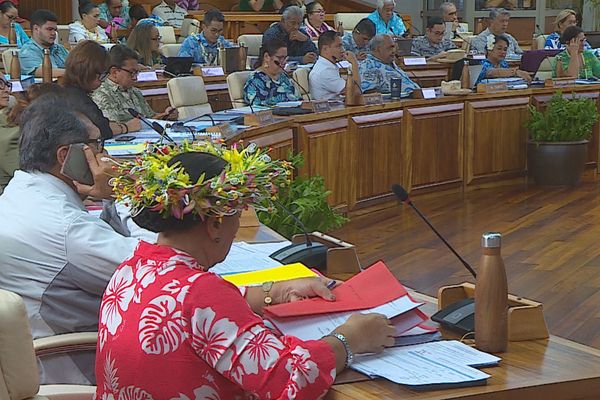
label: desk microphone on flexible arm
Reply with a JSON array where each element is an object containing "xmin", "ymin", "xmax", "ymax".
[
  {"xmin": 332, "ymin": 55, "xmax": 363, "ymax": 94},
  {"xmin": 391, "ymin": 183, "xmax": 479, "ymax": 334},
  {"xmin": 273, "ymin": 60, "xmax": 312, "ymax": 101},
  {"xmin": 269, "ymin": 200, "xmax": 328, "ymax": 271},
  {"xmin": 127, "ymin": 108, "xmax": 175, "ymax": 144}
]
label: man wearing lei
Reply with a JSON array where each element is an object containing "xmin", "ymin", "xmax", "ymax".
[{"xmin": 178, "ymin": 9, "xmax": 234, "ymax": 65}]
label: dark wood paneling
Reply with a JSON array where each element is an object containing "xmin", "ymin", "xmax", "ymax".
[
  {"xmin": 404, "ymin": 104, "xmax": 464, "ymax": 192},
  {"xmin": 20, "ymin": 0, "xmax": 73, "ymax": 24},
  {"xmin": 466, "ymin": 97, "xmax": 529, "ymax": 184}
]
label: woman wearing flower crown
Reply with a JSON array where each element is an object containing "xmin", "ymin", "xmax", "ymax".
[
  {"xmin": 95, "ymin": 142, "xmax": 395, "ymax": 399},
  {"xmin": 475, "ymin": 34, "xmax": 531, "ymax": 85}
]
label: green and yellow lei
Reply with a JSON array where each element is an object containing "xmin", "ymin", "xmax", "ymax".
[{"xmin": 111, "ymin": 140, "xmax": 293, "ymax": 219}]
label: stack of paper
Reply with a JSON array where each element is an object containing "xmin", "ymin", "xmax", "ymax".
[
  {"xmin": 211, "ymin": 241, "xmax": 290, "ymax": 275},
  {"xmin": 263, "ymin": 261, "xmax": 431, "ymax": 344},
  {"xmin": 352, "ymin": 340, "xmax": 500, "ymax": 389}
]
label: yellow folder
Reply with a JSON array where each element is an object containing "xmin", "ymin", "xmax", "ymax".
[{"xmin": 222, "ymin": 263, "xmax": 318, "ymax": 286}]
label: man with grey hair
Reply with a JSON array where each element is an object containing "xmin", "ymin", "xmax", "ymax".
[
  {"xmin": 0, "ymin": 92, "xmax": 140, "ymax": 384},
  {"xmin": 367, "ymin": 0, "xmax": 406, "ymax": 36},
  {"xmin": 359, "ymin": 34, "xmax": 419, "ymax": 94},
  {"xmin": 262, "ymin": 5, "xmax": 318, "ymax": 63},
  {"xmin": 471, "ymin": 8, "xmax": 522, "ymax": 55},
  {"xmin": 440, "ymin": 1, "xmax": 459, "ymax": 35}
]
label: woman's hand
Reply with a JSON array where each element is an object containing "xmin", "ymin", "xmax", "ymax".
[
  {"xmin": 568, "ymin": 37, "xmax": 582, "ymax": 56},
  {"xmin": 334, "ymin": 313, "xmax": 396, "ymax": 354},
  {"xmin": 516, "ymin": 69, "xmax": 532, "ymax": 83},
  {"xmin": 271, "ymin": 277, "xmax": 339, "ymax": 303}
]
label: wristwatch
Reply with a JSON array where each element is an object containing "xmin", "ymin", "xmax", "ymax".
[{"xmin": 262, "ymin": 281, "xmax": 274, "ymax": 306}]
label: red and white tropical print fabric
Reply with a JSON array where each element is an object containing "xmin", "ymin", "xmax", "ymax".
[{"xmin": 95, "ymin": 241, "xmax": 336, "ymax": 399}]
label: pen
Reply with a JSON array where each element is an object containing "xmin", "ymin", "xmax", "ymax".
[{"xmin": 326, "ymin": 280, "xmax": 337, "ymax": 290}]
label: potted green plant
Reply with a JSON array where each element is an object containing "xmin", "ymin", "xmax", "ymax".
[{"xmin": 525, "ymin": 91, "xmax": 599, "ymax": 186}]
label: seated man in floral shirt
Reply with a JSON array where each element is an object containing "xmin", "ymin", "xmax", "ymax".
[
  {"xmin": 178, "ymin": 9, "xmax": 234, "ymax": 65},
  {"xmin": 359, "ymin": 34, "xmax": 420, "ymax": 94}
]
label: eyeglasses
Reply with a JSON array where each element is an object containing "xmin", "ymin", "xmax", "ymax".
[
  {"xmin": 0, "ymin": 79, "xmax": 12, "ymax": 91},
  {"xmin": 67, "ymin": 138, "xmax": 105, "ymax": 152},
  {"xmin": 431, "ymin": 30, "xmax": 446, "ymax": 36},
  {"xmin": 117, "ymin": 67, "xmax": 139, "ymax": 78},
  {"xmin": 311, "ymin": 9, "xmax": 326, "ymax": 14},
  {"xmin": 150, "ymin": 35, "xmax": 162, "ymax": 41},
  {"xmin": 97, "ymin": 72, "xmax": 109, "ymax": 81}
]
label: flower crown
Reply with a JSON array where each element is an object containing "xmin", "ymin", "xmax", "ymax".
[{"xmin": 111, "ymin": 141, "xmax": 293, "ymax": 219}]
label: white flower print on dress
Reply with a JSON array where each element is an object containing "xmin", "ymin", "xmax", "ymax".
[
  {"xmin": 101, "ymin": 265, "xmax": 135, "ymax": 335},
  {"xmin": 101, "ymin": 352, "xmax": 154, "ymax": 400},
  {"xmin": 284, "ymin": 346, "xmax": 320, "ymax": 398},
  {"xmin": 169, "ymin": 385, "xmax": 220, "ymax": 400},
  {"xmin": 236, "ymin": 325, "xmax": 284, "ymax": 375},
  {"xmin": 118, "ymin": 386, "xmax": 153, "ymax": 400},
  {"xmin": 215, "ymin": 348, "xmax": 245, "ymax": 385},
  {"xmin": 162, "ymin": 279, "xmax": 190, "ymax": 304},
  {"xmin": 191, "ymin": 307, "xmax": 239, "ymax": 368},
  {"xmin": 139, "ymin": 295, "xmax": 187, "ymax": 354}
]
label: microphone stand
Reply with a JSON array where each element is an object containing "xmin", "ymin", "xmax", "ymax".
[
  {"xmin": 273, "ymin": 60, "xmax": 312, "ymax": 102},
  {"xmin": 127, "ymin": 108, "xmax": 175, "ymax": 144}
]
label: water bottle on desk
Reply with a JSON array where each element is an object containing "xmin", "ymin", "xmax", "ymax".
[
  {"xmin": 475, "ymin": 232, "xmax": 508, "ymax": 353},
  {"xmin": 9, "ymin": 50, "xmax": 20, "ymax": 81},
  {"xmin": 42, "ymin": 49, "xmax": 52, "ymax": 83}
]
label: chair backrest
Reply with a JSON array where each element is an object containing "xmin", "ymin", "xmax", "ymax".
[
  {"xmin": 333, "ymin": 13, "xmax": 370, "ymax": 32},
  {"xmin": 237, "ymin": 34, "xmax": 263, "ymax": 57},
  {"xmin": 167, "ymin": 76, "xmax": 213, "ymax": 120},
  {"xmin": 534, "ymin": 56, "xmax": 556, "ymax": 80},
  {"xmin": 293, "ymin": 68, "xmax": 310, "ymax": 100},
  {"xmin": 227, "ymin": 71, "xmax": 252, "ymax": 108},
  {"xmin": 2, "ymin": 49, "xmax": 15, "ymax": 72},
  {"xmin": 157, "ymin": 26, "xmax": 177, "ymax": 44},
  {"xmin": 461, "ymin": 35, "xmax": 476, "ymax": 51},
  {"xmin": 180, "ymin": 18, "xmax": 200, "ymax": 39},
  {"xmin": 536, "ymin": 34, "xmax": 547, "ymax": 49},
  {"xmin": 160, "ymin": 43, "xmax": 182, "ymax": 58},
  {"xmin": 0, "ymin": 289, "xmax": 40, "ymax": 400},
  {"xmin": 57, "ymin": 25, "xmax": 70, "ymax": 49}
]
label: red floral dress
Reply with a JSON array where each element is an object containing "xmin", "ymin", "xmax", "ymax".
[{"xmin": 95, "ymin": 241, "xmax": 336, "ymax": 400}]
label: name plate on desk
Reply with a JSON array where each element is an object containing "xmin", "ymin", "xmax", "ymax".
[
  {"xmin": 413, "ymin": 88, "xmax": 437, "ymax": 99},
  {"xmin": 136, "ymin": 71, "xmax": 158, "ymax": 82},
  {"xmin": 244, "ymin": 110, "xmax": 274, "ymax": 126},
  {"xmin": 545, "ymin": 77, "xmax": 577, "ymax": 87},
  {"xmin": 477, "ymin": 81, "xmax": 508, "ymax": 93},
  {"xmin": 205, "ymin": 122, "xmax": 237, "ymax": 140},
  {"xmin": 403, "ymin": 57, "xmax": 427, "ymax": 66},
  {"xmin": 201, "ymin": 66, "xmax": 225, "ymax": 76},
  {"xmin": 364, "ymin": 93, "xmax": 384, "ymax": 105},
  {"xmin": 301, "ymin": 100, "xmax": 331, "ymax": 112}
]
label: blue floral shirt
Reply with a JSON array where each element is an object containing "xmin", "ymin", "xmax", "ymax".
[
  {"xmin": 178, "ymin": 32, "xmax": 234, "ymax": 65},
  {"xmin": 358, "ymin": 54, "xmax": 419, "ymax": 94},
  {"xmin": 367, "ymin": 10, "xmax": 406, "ymax": 36},
  {"xmin": 0, "ymin": 23, "xmax": 29, "ymax": 47},
  {"xmin": 98, "ymin": 2, "xmax": 131, "ymax": 27},
  {"xmin": 341, "ymin": 31, "xmax": 370, "ymax": 54},
  {"xmin": 476, "ymin": 58, "xmax": 509, "ymax": 84},
  {"xmin": 20, "ymin": 40, "xmax": 69, "ymax": 75},
  {"xmin": 243, "ymin": 70, "xmax": 301, "ymax": 106},
  {"xmin": 544, "ymin": 31, "xmax": 592, "ymax": 51}
]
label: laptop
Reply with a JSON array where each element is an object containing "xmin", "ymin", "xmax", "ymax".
[
  {"xmin": 164, "ymin": 57, "xmax": 194, "ymax": 76},
  {"xmin": 520, "ymin": 50, "xmax": 561, "ymax": 73},
  {"xmin": 394, "ymin": 38, "xmax": 413, "ymax": 57}
]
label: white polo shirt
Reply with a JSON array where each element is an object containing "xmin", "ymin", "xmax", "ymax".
[
  {"xmin": 0, "ymin": 171, "xmax": 140, "ymax": 384},
  {"xmin": 309, "ymin": 56, "xmax": 346, "ymax": 101},
  {"xmin": 152, "ymin": 1, "xmax": 187, "ymax": 28}
]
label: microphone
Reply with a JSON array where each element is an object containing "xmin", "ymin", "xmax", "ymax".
[
  {"xmin": 391, "ymin": 184, "xmax": 477, "ymax": 278},
  {"xmin": 403, "ymin": 18, "xmax": 422, "ymax": 37},
  {"xmin": 173, "ymin": 112, "xmax": 216, "ymax": 127},
  {"xmin": 127, "ymin": 108, "xmax": 175, "ymax": 144},
  {"xmin": 269, "ymin": 200, "xmax": 328, "ymax": 270},
  {"xmin": 273, "ymin": 60, "xmax": 312, "ymax": 101}
]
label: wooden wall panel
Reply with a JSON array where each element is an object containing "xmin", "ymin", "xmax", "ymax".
[
  {"xmin": 240, "ymin": 127, "xmax": 292, "ymax": 162},
  {"xmin": 404, "ymin": 104, "xmax": 464, "ymax": 192},
  {"xmin": 466, "ymin": 97, "xmax": 530, "ymax": 184},
  {"xmin": 20, "ymin": 0, "xmax": 73, "ymax": 23},
  {"xmin": 296, "ymin": 118, "xmax": 354, "ymax": 210},
  {"xmin": 349, "ymin": 110, "xmax": 403, "ymax": 209}
]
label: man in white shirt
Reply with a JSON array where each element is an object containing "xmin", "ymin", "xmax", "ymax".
[
  {"xmin": 0, "ymin": 93, "xmax": 142, "ymax": 384},
  {"xmin": 309, "ymin": 31, "xmax": 359, "ymax": 101},
  {"xmin": 152, "ymin": 0, "xmax": 187, "ymax": 28}
]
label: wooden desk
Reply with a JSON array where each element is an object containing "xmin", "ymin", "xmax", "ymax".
[{"xmin": 328, "ymin": 289, "xmax": 600, "ymax": 399}]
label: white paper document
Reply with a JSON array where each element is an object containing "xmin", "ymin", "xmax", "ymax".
[
  {"xmin": 352, "ymin": 340, "xmax": 499, "ymax": 387},
  {"xmin": 211, "ymin": 241, "xmax": 290, "ymax": 275},
  {"xmin": 270, "ymin": 295, "xmax": 423, "ymax": 341}
]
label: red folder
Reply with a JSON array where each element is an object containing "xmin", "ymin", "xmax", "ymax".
[{"xmin": 264, "ymin": 260, "xmax": 408, "ymax": 318}]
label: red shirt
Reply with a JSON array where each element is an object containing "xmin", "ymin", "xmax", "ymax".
[{"xmin": 95, "ymin": 241, "xmax": 336, "ymax": 399}]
